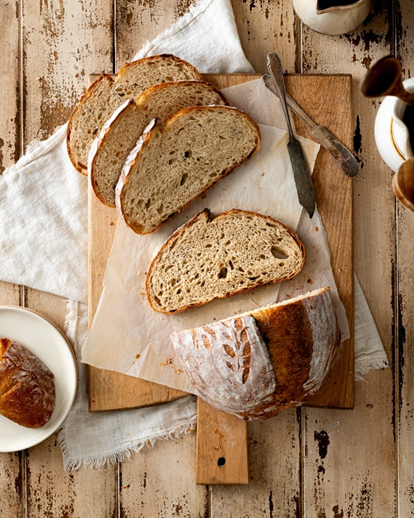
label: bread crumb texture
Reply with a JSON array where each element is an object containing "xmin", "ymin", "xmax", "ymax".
[
  {"xmin": 91, "ymin": 81, "xmax": 228, "ymax": 207},
  {"xmin": 120, "ymin": 106, "xmax": 260, "ymax": 234},
  {"xmin": 67, "ymin": 55, "xmax": 202, "ymax": 173},
  {"xmin": 147, "ymin": 209, "xmax": 305, "ymax": 313}
]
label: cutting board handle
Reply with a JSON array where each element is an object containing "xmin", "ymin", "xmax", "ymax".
[{"xmin": 195, "ymin": 398, "xmax": 249, "ymax": 485}]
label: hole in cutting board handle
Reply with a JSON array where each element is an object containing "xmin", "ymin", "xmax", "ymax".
[{"xmin": 217, "ymin": 457, "xmax": 226, "ymax": 467}]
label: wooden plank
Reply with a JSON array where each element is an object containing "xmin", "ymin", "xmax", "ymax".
[
  {"xmin": 0, "ymin": 0, "xmax": 20, "ymax": 172},
  {"xmin": 115, "ymin": 5, "xmax": 208, "ymax": 514},
  {"xmin": 119, "ymin": 430, "xmax": 209, "ymax": 517},
  {"xmin": 396, "ymin": 208, "xmax": 414, "ymax": 516},
  {"xmin": 20, "ymin": 1, "xmax": 118, "ymax": 517},
  {"xmin": 300, "ymin": 6, "xmax": 397, "ymax": 516},
  {"xmin": 0, "ymin": 1, "xmax": 24, "ymax": 516},
  {"xmin": 115, "ymin": 0, "xmax": 193, "ymax": 64},
  {"xmin": 210, "ymin": 4, "xmax": 303, "ymax": 511},
  {"xmin": 23, "ymin": 292, "xmax": 118, "ymax": 518},
  {"xmin": 230, "ymin": 0, "xmax": 298, "ymax": 74},
  {"xmin": 395, "ymin": 3, "xmax": 414, "ymax": 514}
]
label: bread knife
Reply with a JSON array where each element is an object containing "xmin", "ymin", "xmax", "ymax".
[
  {"xmin": 263, "ymin": 74, "xmax": 359, "ymax": 178},
  {"xmin": 267, "ymin": 53, "xmax": 316, "ymax": 218}
]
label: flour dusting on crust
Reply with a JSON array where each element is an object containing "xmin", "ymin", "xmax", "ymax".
[
  {"xmin": 171, "ymin": 316, "xmax": 276, "ymax": 415},
  {"xmin": 302, "ymin": 290, "xmax": 340, "ymax": 394}
]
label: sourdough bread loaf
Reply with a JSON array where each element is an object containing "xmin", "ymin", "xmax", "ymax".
[
  {"xmin": 146, "ymin": 209, "xmax": 305, "ymax": 314},
  {"xmin": 0, "ymin": 338, "xmax": 56, "ymax": 428},
  {"xmin": 89, "ymin": 81, "xmax": 229, "ymax": 207},
  {"xmin": 67, "ymin": 54, "xmax": 202, "ymax": 174},
  {"xmin": 170, "ymin": 287, "xmax": 340, "ymax": 420},
  {"xmin": 116, "ymin": 107, "xmax": 261, "ymax": 235}
]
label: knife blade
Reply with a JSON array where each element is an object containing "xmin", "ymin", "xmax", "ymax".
[
  {"xmin": 263, "ymin": 74, "xmax": 359, "ymax": 178},
  {"xmin": 267, "ymin": 52, "xmax": 316, "ymax": 218}
]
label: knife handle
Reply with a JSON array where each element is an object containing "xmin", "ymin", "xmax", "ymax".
[{"xmin": 267, "ymin": 53, "xmax": 295, "ymax": 141}]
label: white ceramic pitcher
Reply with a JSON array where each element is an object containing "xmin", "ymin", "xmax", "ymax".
[
  {"xmin": 293, "ymin": 0, "xmax": 371, "ymax": 36},
  {"xmin": 375, "ymin": 77, "xmax": 414, "ymax": 173}
]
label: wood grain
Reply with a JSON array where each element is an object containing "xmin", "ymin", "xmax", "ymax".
[
  {"xmin": 19, "ymin": 1, "xmax": 118, "ymax": 517},
  {"xmin": 119, "ymin": 429, "xmax": 209, "ymax": 517},
  {"xmin": 211, "ymin": 5, "xmax": 302, "ymax": 510},
  {"xmin": 114, "ymin": 5, "xmax": 211, "ymax": 514},
  {"xmin": 396, "ymin": 3, "xmax": 414, "ymax": 514},
  {"xmin": 300, "ymin": 5, "xmax": 397, "ymax": 516},
  {"xmin": 196, "ymin": 399, "xmax": 248, "ymax": 485},
  {"xmin": 0, "ymin": 0, "xmax": 20, "ymax": 173},
  {"xmin": 0, "ymin": 3, "xmax": 24, "ymax": 517}
]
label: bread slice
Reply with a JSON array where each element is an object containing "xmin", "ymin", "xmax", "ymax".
[
  {"xmin": 90, "ymin": 81, "xmax": 229, "ymax": 207},
  {"xmin": 146, "ymin": 209, "xmax": 305, "ymax": 314},
  {"xmin": 67, "ymin": 54, "xmax": 202, "ymax": 174},
  {"xmin": 170, "ymin": 287, "xmax": 340, "ymax": 420},
  {"xmin": 116, "ymin": 107, "xmax": 261, "ymax": 234}
]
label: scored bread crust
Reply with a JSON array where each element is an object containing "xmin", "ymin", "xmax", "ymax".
[
  {"xmin": 0, "ymin": 338, "xmax": 56, "ymax": 428},
  {"xmin": 171, "ymin": 316, "xmax": 277, "ymax": 414},
  {"xmin": 146, "ymin": 208, "xmax": 305, "ymax": 314},
  {"xmin": 116, "ymin": 106, "xmax": 261, "ymax": 235},
  {"xmin": 171, "ymin": 287, "xmax": 341, "ymax": 420},
  {"xmin": 67, "ymin": 54, "xmax": 203, "ymax": 174},
  {"xmin": 89, "ymin": 81, "xmax": 230, "ymax": 207}
]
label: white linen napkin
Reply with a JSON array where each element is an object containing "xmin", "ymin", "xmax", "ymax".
[
  {"xmin": 59, "ymin": 301, "xmax": 197, "ymax": 471},
  {"xmin": 0, "ymin": 0, "xmax": 388, "ymax": 470},
  {"xmin": 0, "ymin": 125, "xmax": 88, "ymax": 303}
]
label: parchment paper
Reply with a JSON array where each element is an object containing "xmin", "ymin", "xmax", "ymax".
[{"xmin": 82, "ymin": 79, "xmax": 349, "ymax": 393}]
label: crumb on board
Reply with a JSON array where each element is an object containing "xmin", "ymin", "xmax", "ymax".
[
  {"xmin": 315, "ymin": 226, "xmax": 319, "ymax": 231},
  {"xmin": 160, "ymin": 356, "xmax": 183, "ymax": 374},
  {"xmin": 133, "ymin": 353, "xmax": 141, "ymax": 365},
  {"xmin": 307, "ymin": 279, "xmax": 314, "ymax": 284},
  {"xmin": 110, "ymin": 221, "xmax": 115, "ymax": 226}
]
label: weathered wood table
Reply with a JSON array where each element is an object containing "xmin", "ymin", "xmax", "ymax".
[{"xmin": 0, "ymin": 1, "xmax": 412, "ymax": 516}]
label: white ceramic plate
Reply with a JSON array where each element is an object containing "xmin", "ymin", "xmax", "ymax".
[{"xmin": 0, "ymin": 306, "xmax": 77, "ymax": 452}]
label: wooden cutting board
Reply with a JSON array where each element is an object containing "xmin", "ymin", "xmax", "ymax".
[{"xmin": 88, "ymin": 73, "xmax": 354, "ymax": 484}]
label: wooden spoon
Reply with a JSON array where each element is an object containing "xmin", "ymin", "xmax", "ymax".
[
  {"xmin": 393, "ymin": 158, "xmax": 414, "ymax": 211},
  {"xmin": 361, "ymin": 56, "xmax": 414, "ymax": 106}
]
